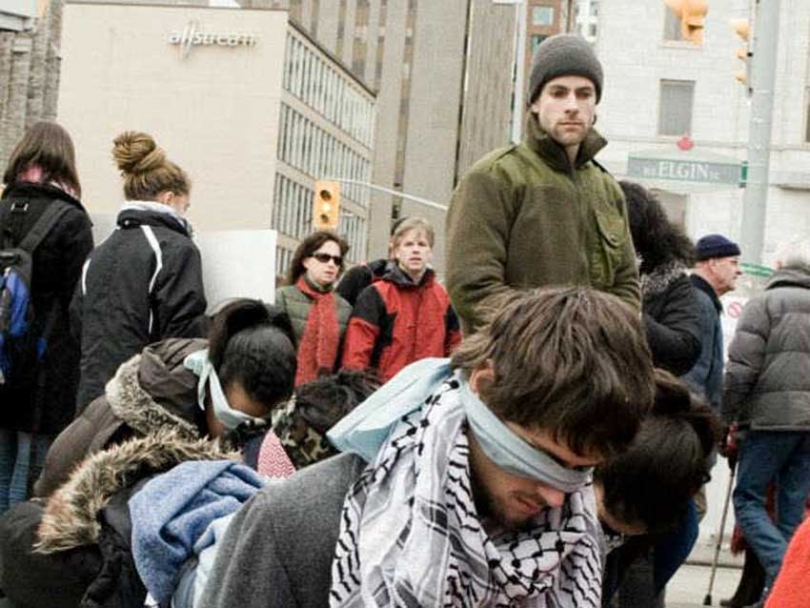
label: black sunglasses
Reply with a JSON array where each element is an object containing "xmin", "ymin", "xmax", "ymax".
[{"xmin": 311, "ymin": 252, "xmax": 343, "ymax": 265}]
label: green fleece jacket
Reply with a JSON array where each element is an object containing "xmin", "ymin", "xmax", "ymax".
[{"xmin": 446, "ymin": 114, "xmax": 640, "ymax": 333}]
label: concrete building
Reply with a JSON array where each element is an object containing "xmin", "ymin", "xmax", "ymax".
[
  {"xmin": 284, "ymin": 0, "xmax": 516, "ymax": 273},
  {"xmin": 592, "ymin": 0, "xmax": 810, "ymax": 268},
  {"xmin": 0, "ymin": 0, "xmax": 64, "ymax": 172},
  {"xmin": 58, "ymin": 2, "xmax": 375, "ymax": 275},
  {"xmin": 274, "ymin": 21, "xmax": 375, "ymax": 275}
]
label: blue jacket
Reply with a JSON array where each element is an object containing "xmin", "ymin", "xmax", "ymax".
[{"xmin": 682, "ymin": 275, "xmax": 724, "ymax": 412}]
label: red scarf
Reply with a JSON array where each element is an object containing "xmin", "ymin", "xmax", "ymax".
[{"xmin": 295, "ymin": 276, "xmax": 340, "ymax": 386}]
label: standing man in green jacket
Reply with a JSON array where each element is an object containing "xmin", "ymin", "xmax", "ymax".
[{"xmin": 446, "ymin": 33, "xmax": 639, "ymax": 333}]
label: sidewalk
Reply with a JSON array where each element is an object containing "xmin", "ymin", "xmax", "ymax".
[{"xmin": 667, "ymin": 541, "xmax": 743, "ymax": 607}]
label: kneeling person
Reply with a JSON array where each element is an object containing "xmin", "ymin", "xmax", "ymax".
[{"xmin": 199, "ymin": 287, "xmax": 656, "ymax": 608}]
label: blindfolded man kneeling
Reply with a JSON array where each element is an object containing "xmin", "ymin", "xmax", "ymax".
[{"xmin": 198, "ymin": 286, "xmax": 656, "ymax": 608}]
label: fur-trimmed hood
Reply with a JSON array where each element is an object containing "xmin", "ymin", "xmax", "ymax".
[
  {"xmin": 640, "ymin": 260, "xmax": 689, "ymax": 299},
  {"xmin": 35, "ymin": 429, "xmax": 237, "ymax": 554},
  {"xmin": 105, "ymin": 351, "xmax": 200, "ymax": 438}
]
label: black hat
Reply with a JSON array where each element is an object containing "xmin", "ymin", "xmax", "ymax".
[
  {"xmin": 696, "ymin": 234, "xmax": 741, "ymax": 261},
  {"xmin": 527, "ymin": 34, "xmax": 603, "ymax": 105}
]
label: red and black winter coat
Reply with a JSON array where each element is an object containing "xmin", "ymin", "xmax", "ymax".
[{"xmin": 342, "ymin": 263, "xmax": 461, "ymax": 382}]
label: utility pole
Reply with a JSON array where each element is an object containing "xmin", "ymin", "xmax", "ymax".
[
  {"xmin": 740, "ymin": 0, "xmax": 780, "ymax": 265},
  {"xmin": 510, "ymin": 0, "xmax": 528, "ymax": 143}
]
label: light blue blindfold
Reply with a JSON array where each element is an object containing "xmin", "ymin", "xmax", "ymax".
[
  {"xmin": 183, "ymin": 349, "xmax": 266, "ymax": 431},
  {"xmin": 460, "ymin": 379, "xmax": 592, "ymax": 493},
  {"xmin": 328, "ymin": 358, "xmax": 592, "ymax": 493}
]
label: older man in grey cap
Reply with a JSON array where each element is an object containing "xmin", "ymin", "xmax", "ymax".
[{"xmin": 446, "ymin": 33, "xmax": 639, "ymax": 333}]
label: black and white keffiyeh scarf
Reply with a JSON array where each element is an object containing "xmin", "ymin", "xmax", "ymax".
[{"xmin": 329, "ymin": 375, "xmax": 602, "ymax": 608}]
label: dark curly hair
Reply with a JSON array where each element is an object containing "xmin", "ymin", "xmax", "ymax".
[
  {"xmin": 620, "ymin": 181, "xmax": 696, "ymax": 274},
  {"xmin": 294, "ymin": 368, "xmax": 380, "ymax": 434},
  {"xmin": 286, "ymin": 230, "xmax": 350, "ymax": 286}
]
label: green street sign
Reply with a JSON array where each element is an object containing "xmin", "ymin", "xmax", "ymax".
[
  {"xmin": 628, "ymin": 155, "xmax": 743, "ymax": 185},
  {"xmin": 741, "ymin": 262, "xmax": 773, "ymax": 278}
]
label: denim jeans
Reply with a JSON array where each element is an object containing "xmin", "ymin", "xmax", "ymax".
[
  {"xmin": 732, "ymin": 430, "xmax": 810, "ymax": 590},
  {"xmin": 0, "ymin": 429, "xmax": 52, "ymax": 514},
  {"xmin": 654, "ymin": 498, "xmax": 699, "ymax": 591}
]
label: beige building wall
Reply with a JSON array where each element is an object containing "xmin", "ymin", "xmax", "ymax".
[{"xmin": 59, "ymin": 3, "xmax": 287, "ymax": 232}]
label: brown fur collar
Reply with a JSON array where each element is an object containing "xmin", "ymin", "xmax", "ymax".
[
  {"xmin": 35, "ymin": 429, "xmax": 238, "ymax": 554},
  {"xmin": 105, "ymin": 354, "xmax": 200, "ymax": 439}
]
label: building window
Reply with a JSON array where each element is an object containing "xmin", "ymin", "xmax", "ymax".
[
  {"xmin": 664, "ymin": 5, "xmax": 684, "ymax": 41},
  {"xmin": 530, "ymin": 34, "xmax": 547, "ymax": 54},
  {"xmin": 659, "ymin": 80, "xmax": 695, "ymax": 136},
  {"xmin": 531, "ymin": 6, "xmax": 554, "ymax": 27}
]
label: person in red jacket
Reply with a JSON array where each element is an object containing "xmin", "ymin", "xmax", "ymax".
[
  {"xmin": 342, "ymin": 217, "xmax": 461, "ymax": 382},
  {"xmin": 766, "ymin": 516, "xmax": 810, "ymax": 608}
]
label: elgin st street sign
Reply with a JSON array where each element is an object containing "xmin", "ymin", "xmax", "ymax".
[{"xmin": 627, "ymin": 153, "xmax": 746, "ymax": 186}]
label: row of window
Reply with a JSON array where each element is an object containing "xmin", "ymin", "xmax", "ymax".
[
  {"xmin": 275, "ymin": 246, "xmax": 295, "ymax": 281},
  {"xmin": 284, "ymin": 31, "xmax": 375, "ymax": 147},
  {"xmin": 272, "ymin": 173, "xmax": 367, "ymax": 269},
  {"xmin": 272, "ymin": 173, "xmax": 314, "ymax": 242},
  {"xmin": 277, "ymin": 103, "xmax": 372, "ymax": 207}
]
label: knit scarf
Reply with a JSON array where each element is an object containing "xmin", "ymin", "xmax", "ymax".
[
  {"xmin": 295, "ymin": 276, "xmax": 340, "ymax": 386},
  {"xmin": 330, "ymin": 375, "xmax": 602, "ymax": 608}
]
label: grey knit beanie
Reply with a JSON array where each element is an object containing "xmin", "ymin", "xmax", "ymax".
[{"xmin": 527, "ymin": 34, "xmax": 604, "ymax": 105}]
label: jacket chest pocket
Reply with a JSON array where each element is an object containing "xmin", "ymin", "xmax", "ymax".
[{"xmin": 591, "ymin": 208, "xmax": 628, "ymax": 287}]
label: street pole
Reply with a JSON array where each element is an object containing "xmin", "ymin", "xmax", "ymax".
[
  {"xmin": 739, "ymin": 0, "xmax": 780, "ymax": 265},
  {"xmin": 326, "ymin": 178, "xmax": 447, "ymax": 212},
  {"xmin": 511, "ymin": 0, "xmax": 528, "ymax": 143}
]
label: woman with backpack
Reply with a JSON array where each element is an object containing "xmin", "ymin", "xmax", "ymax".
[
  {"xmin": 74, "ymin": 131, "xmax": 208, "ymax": 411},
  {"xmin": 0, "ymin": 122, "xmax": 94, "ymax": 514},
  {"xmin": 275, "ymin": 230, "xmax": 353, "ymax": 386}
]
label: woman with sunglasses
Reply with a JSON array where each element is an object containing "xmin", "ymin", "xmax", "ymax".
[{"xmin": 276, "ymin": 230, "xmax": 352, "ymax": 386}]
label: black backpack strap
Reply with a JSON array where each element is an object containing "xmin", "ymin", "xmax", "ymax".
[
  {"xmin": 0, "ymin": 199, "xmax": 32, "ymax": 249},
  {"xmin": 18, "ymin": 200, "xmax": 73, "ymax": 253}
]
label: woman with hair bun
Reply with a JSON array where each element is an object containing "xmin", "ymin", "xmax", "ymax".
[{"xmin": 74, "ymin": 131, "xmax": 207, "ymax": 410}]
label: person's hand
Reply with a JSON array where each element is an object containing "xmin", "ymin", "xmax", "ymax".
[{"xmin": 720, "ymin": 423, "xmax": 739, "ymax": 469}]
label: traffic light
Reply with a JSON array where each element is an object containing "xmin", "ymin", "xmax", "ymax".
[
  {"xmin": 313, "ymin": 181, "xmax": 340, "ymax": 230},
  {"xmin": 730, "ymin": 18, "xmax": 751, "ymax": 86},
  {"xmin": 664, "ymin": 0, "xmax": 709, "ymax": 45}
]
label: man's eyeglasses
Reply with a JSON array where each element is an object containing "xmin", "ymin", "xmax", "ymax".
[{"xmin": 311, "ymin": 252, "xmax": 343, "ymax": 265}]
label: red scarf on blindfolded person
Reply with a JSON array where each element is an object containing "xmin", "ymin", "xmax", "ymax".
[{"xmin": 295, "ymin": 276, "xmax": 340, "ymax": 386}]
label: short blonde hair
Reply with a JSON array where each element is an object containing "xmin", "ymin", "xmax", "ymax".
[{"xmin": 392, "ymin": 217, "xmax": 435, "ymax": 248}]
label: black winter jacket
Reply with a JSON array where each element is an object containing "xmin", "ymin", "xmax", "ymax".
[
  {"xmin": 74, "ymin": 205, "xmax": 207, "ymax": 410},
  {"xmin": 0, "ymin": 182, "xmax": 94, "ymax": 434},
  {"xmin": 640, "ymin": 262, "xmax": 702, "ymax": 376},
  {"xmin": 336, "ymin": 258, "xmax": 388, "ymax": 307}
]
